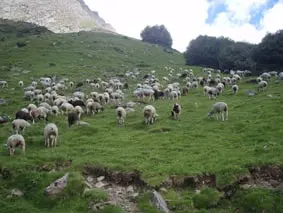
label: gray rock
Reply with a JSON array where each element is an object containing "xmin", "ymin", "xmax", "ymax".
[
  {"xmin": 44, "ymin": 173, "xmax": 69, "ymax": 196},
  {"xmin": 11, "ymin": 189, "xmax": 24, "ymax": 197},
  {"xmin": 87, "ymin": 176, "xmax": 94, "ymax": 183},
  {"xmin": 126, "ymin": 185, "xmax": 134, "ymax": 193},
  {"xmin": 97, "ymin": 176, "xmax": 105, "ymax": 182},
  {"xmin": 95, "ymin": 182, "xmax": 107, "ymax": 188}
]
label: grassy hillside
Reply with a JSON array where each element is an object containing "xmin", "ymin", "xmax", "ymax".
[{"xmin": 1, "ymin": 22, "xmax": 283, "ymax": 213}]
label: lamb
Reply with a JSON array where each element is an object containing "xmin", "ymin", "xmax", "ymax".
[
  {"xmin": 258, "ymin": 80, "xmax": 268, "ymax": 92},
  {"xmin": 44, "ymin": 123, "xmax": 58, "ymax": 148},
  {"xmin": 116, "ymin": 107, "xmax": 126, "ymax": 126},
  {"xmin": 143, "ymin": 105, "xmax": 158, "ymax": 125},
  {"xmin": 15, "ymin": 110, "xmax": 33, "ymax": 121},
  {"xmin": 207, "ymin": 102, "xmax": 228, "ymax": 121},
  {"xmin": 68, "ymin": 111, "xmax": 79, "ymax": 127},
  {"xmin": 232, "ymin": 85, "xmax": 239, "ymax": 95},
  {"xmin": 7, "ymin": 134, "xmax": 25, "ymax": 156},
  {"xmin": 12, "ymin": 119, "xmax": 31, "ymax": 134},
  {"xmin": 171, "ymin": 103, "xmax": 181, "ymax": 120}
]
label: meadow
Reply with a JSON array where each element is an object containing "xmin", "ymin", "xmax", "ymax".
[{"xmin": 1, "ymin": 26, "xmax": 283, "ymax": 212}]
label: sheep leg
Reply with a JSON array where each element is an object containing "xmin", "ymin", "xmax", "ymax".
[{"xmin": 226, "ymin": 110, "xmax": 228, "ymax": 120}]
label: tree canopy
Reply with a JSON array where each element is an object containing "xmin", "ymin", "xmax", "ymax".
[
  {"xmin": 184, "ymin": 30, "xmax": 283, "ymax": 74},
  {"xmin": 140, "ymin": 25, "xmax": 172, "ymax": 48}
]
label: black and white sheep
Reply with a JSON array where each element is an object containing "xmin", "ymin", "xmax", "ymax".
[
  {"xmin": 232, "ymin": 85, "xmax": 239, "ymax": 95},
  {"xmin": 171, "ymin": 103, "xmax": 181, "ymax": 120}
]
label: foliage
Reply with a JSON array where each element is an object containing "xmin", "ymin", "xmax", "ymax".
[
  {"xmin": 184, "ymin": 30, "xmax": 283, "ymax": 74},
  {"xmin": 140, "ymin": 25, "xmax": 173, "ymax": 48},
  {"xmin": 192, "ymin": 187, "xmax": 221, "ymax": 209},
  {"xmin": 253, "ymin": 30, "xmax": 283, "ymax": 72},
  {"xmin": 83, "ymin": 188, "xmax": 108, "ymax": 202},
  {"xmin": 233, "ymin": 188, "xmax": 283, "ymax": 213}
]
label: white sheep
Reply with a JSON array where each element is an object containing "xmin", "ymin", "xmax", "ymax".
[
  {"xmin": 75, "ymin": 106, "xmax": 84, "ymax": 119},
  {"xmin": 207, "ymin": 102, "xmax": 228, "ymax": 121},
  {"xmin": 12, "ymin": 119, "xmax": 31, "ymax": 134},
  {"xmin": 24, "ymin": 91, "xmax": 35, "ymax": 101},
  {"xmin": 171, "ymin": 103, "xmax": 181, "ymax": 120},
  {"xmin": 0, "ymin": 80, "xmax": 8, "ymax": 88},
  {"xmin": 232, "ymin": 85, "xmax": 239, "ymax": 95},
  {"xmin": 51, "ymin": 105, "xmax": 60, "ymax": 116},
  {"xmin": 44, "ymin": 123, "xmax": 58, "ymax": 148},
  {"xmin": 143, "ymin": 105, "xmax": 158, "ymax": 125},
  {"xmin": 60, "ymin": 103, "xmax": 75, "ymax": 114},
  {"xmin": 7, "ymin": 134, "xmax": 25, "ymax": 156},
  {"xmin": 18, "ymin": 81, "xmax": 24, "ymax": 87},
  {"xmin": 258, "ymin": 80, "xmax": 268, "ymax": 92},
  {"xmin": 116, "ymin": 107, "xmax": 126, "ymax": 126}
]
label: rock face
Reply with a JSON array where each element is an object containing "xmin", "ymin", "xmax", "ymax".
[{"xmin": 0, "ymin": 0, "xmax": 115, "ymax": 34}]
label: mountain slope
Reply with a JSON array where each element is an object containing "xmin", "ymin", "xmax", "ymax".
[{"xmin": 0, "ymin": 0, "xmax": 115, "ymax": 33}]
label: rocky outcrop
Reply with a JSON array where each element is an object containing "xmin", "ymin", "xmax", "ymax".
[{"xmin": 0, "ymin": 0, "xmax": 116, "ymax": 34}]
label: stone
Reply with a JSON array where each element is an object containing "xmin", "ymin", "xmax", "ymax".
[
  {"xmin": 87, "ymin": 176, "xmax": 94, "ymax": 183},
  {"xmin": 95, "ymin": 182, "xmax": 107, "ymax": 188},
  {"xmin": 160, "ymin": 188, "xmax": 167, "ymax": 193},
  {"xmin": 126, "ymin": 185, "xmax": 134, "ymax": 193},
  {"xmin": 97, "ymin": 176, "xmax": 105, "ymax": 182},
  {"xmin": 44, "ymin": 173, "xmax": 69, "ymax": 196},
  {"xmin": 11, "ymin": 189, "xmax": 24, "ymax": 197}
]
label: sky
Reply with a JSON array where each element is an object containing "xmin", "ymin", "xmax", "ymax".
[{"xmin": 84, "ymin": 0, "xmax": 283, "ymax": 52}]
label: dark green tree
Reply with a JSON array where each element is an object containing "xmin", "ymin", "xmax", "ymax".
[
  {"xmin": 253, "ymin": 30, "xmax": 283, "ymax": 72},
  {"xmin": 140, "ymin": 25, "xmax": 173, "ymax": 48}
]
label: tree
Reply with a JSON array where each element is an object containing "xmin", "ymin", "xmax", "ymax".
[
  {"xmin": 140, "ymin": 25, "xmax": 173, "ymax": 48},
  {"xmin": 253, "ymin": 30, "xmax": 283, "ymax": 72},
  {"xmin": 218, "ymin": 42, "xmax": 256, "ymax": 71},
  {"xmin": 184, "ymin": 35, "xmax": 233, "ymax": 69}
]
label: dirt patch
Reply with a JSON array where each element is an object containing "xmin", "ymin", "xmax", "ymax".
[
  {"xmin": 84, "ymin": 170, "xmax": 143, "ymax": 212},
  {"xmin": 36, "ymin": 159, "xmax": 72, "ymax": 172},
  {"xmin": 83, "ymin": 166, "xmax": 148, "ymax": 188},
  {"xmin": 249, "ymin": 165, "xmax": 283, "ymax": 188},
  {"xmin": 160, "ymin": 173, "xmax": 216, "ymax": 189}
]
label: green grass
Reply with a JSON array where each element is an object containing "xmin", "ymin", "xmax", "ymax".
[{"xmin": 1, "ymin": 28, "xmax": 283, "ymax": 212}]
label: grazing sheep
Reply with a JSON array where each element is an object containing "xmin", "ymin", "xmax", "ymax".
[
  {"xmin": 258, "ymin": 80, "xmax": 268, "ymax": 92},
  {"xmin": 0, "ymin": 80, "xmax": 8, "ymax": 88},
  {"xmin": 203, "ymin": 86, "xmax": 211, "ymax": 96},
  {"xmin": 27, "ymin": 103, "xmax": 37, "ymax": 112},
  {"xmin": 68, "ymin": 100, "xmax": 85, "ymax": 108},
  {"xmin": 143, "ymin": 105, "xmax": 157, "ymax": 125},
  {"xmin": 68, "ymin": 111, "xmax": 79, "ymax": 127},
  {"xmin": 18, "ymin": 81, "xmax": 24, "ymax": 87},
  {"xmin": 232, "ymin": 85, "xmax": 239, "ymax": 95},
  {"xmin": 7, "ymin": 134, "xmax": 25, "ymax": 156},
  {"xmin": 51, "ymin": 105, "xmax": 59, "ymax": 116},
  {"xmin": 86, "ymin": 101, "xmax": 104, "ymax": 115},
  {"xmin": 60, "ymin": 103, "xmax": 75, "ymax": 114},
  {"xmin": 75, "ymin": 106, "xmax": 84, "ymax": 119},
  {"xmin": 24, "ymin": 91, "xmax": 35, "ymax": 101},
  {"xmin": 44, "ymin": 123, "xmax": 58, "ymax": 148},
  {"xmin": 12, "ymin": 119, "xmax": 31, "ymax": 134},
  {"xmin": 15, "ymin": 110, "xmax": 33, "ymax": 121},
  {"xmin": 207, "ymin": 102, "xmax": 228, "ymax": 121},
  {"xmin": 207, "ymin": 87, "xmax": 220, "ymax": 100},
  {"xmin": 116, "ymin": 107, "xmax": 126, "ymax": 126},
  {"xmin": 171, "ymin": 103, "xmax": 181, "ymax": 120},
  {"xmin": 30, "ymin": 107, "xmax": 49, "ymax": 124}
]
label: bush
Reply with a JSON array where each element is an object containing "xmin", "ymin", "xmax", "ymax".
[
  {"xmin": 140, "ymin": 25, "xmax": 172, "ymax": 48},
  {"xmin": 192, "ymin": 187, "xmax": 221, "ymax": 209}
]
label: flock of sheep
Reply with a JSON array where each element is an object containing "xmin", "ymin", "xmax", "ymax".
[{"xmin": 1, "ymin": 66, "xmax": 281, "ymax": 156}]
